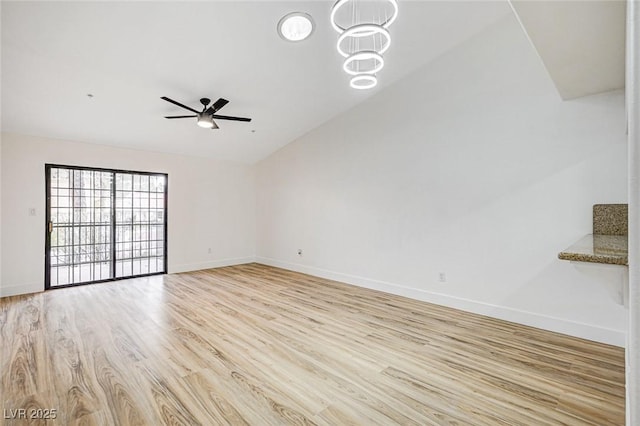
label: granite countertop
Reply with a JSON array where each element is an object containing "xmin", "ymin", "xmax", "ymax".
[
  {"xmin": 558, "ymin": 234, "xmax": 628, "ymax": 266},
  {"xmin": 593, "ymin": 204, "xmax": 627, "ymax": 235}
]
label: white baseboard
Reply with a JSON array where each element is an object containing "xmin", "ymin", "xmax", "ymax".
[
  {"xmin": 0, "ymin": 282, "xmax": 44, "ymax": 298},
  {"xmin": 255, "ymin": 257, "xmax": 625, "ymax": 347},
  {"xmin": 0, "ymin": 257, "xmax": 256, "ymax": 298},
  {"xmin": 170, "ymin": 256, "xmax": 256, "ymax": 274},
  {"xmin": 1, "ymin": 257, "xmax": 626, "ymax": 347}
]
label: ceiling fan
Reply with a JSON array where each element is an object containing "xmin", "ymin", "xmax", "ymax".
[{"xmin": 161, "ymin": 96, "xmax": 252, "ymax": 130}]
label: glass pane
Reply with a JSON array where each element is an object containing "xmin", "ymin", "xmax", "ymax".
[
  {"xmin": 48, "ymin": 167, "xmax": 114, "ymax": 287},
  {"xmin": 48, "ymin": 167, "xmax": 166, "ymax": 287},
  {"xmin": 114, "ymin": 172, "xmax": 166, "ymax": 278}
]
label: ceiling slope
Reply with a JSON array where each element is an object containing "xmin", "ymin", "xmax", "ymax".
[
  {"xmin": 1, "ymin": 1, "xmax": 510, "ymax": 164},
  {"xmin": 510, "ymin": 0, "xmax": 626, "ymax": 100}
]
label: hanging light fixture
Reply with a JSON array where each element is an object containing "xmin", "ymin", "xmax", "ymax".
[
  {"xmin": 343, "ymin": 51, "xmax": 384, "ymax": 75},
  {"xmin": 330, "ymin": 0, "xmax": 398, "ymax": 34},
  {"xmin": 330, "ymin": 0, "xmax": 398, "ymax": 90},
  {"xmin": 336, "ymin": 24, "xmax": 391, "ymax": 58},
  {"xmin": 350, "ymin": 74, "xmax": 378, "ymax": 90}
]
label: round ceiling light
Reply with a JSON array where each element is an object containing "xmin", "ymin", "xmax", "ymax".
[{"xmin": 277, "ymin": 12, "xmax": 315, "ymax": 42}]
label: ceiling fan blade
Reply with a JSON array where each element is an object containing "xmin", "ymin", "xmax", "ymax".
[
  {"xmin": 205, "ymin": 98, "xmax": 229, "ymax": 114},
  {"xmin": 164, "ymin": 115, "xmax": 197, "ymax": 119},
  {"xmin": 212, "ymin": 114, "xmax": 252, "ymax": 122},
  {"xmin": 161, "ymin": 97, "xmax": 199, "ymax": 114},
  {"xmin": 211, "ymin": 120, "xmax": 219, "ymax": 130}
]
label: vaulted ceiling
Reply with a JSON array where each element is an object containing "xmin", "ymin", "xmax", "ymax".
[
  {"xmin": 2, "ymin": 1, "xmax": 625, "ymax": 164},
  {"xmin": 1, "ymin": 1, "xmax": 511, "ymax": 164},
  {"xmin": 510, "ymin": 0, "xmax": 625, "ymax": 100}
]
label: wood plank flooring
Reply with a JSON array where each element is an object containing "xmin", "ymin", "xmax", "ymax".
[{"xmin": 0, "ymin": 263, "xmax": 625, "ymax": 425}]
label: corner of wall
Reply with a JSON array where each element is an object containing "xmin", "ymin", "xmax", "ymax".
[{"xmin": 170, "ymin": 256, "xmax": 257, "ymax": 274}]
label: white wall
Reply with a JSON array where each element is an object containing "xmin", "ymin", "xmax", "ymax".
[
  {"xmin": 0, "ymin": 132, "xmax": 256, "ymax": 297},
  {"xmin": 0, "ymin": 2, "xmax": 3, "ymax": 291},
  {"xmin": 626, "ymin": 0, "xmax": 640, "ymax": 422},
  {"xmin": 255, "ymin": 15, "xmax": 628, "ymax": 346},
  {"xmin": 0, "ymin": 134, "xmax": 2, "ymax": 289}
]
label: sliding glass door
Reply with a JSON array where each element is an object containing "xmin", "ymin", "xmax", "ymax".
[
  {"xmin": 114, "ymin": 173, "xmax": 167, "ymax": 278},
  {"xmin": 45, "ymin": 165, "xmax": 167, "ymax": 288}
]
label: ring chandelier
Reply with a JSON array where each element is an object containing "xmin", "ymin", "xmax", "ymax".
[
  {"xmin": 330, "ymin": 0, "xmax": 398, "ymax": 90},
  {"xmin": 343, "ymin": 51, "xmax": 384, "ymax": 76}
]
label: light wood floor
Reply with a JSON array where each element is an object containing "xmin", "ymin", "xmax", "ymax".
[{"xmin": 0, "ymin": 263, "xmax": 625, "ymax": 425}]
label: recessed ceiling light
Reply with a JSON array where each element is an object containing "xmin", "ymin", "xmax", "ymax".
[{"xmin": 277, "ymin": 12, "xmax": 314, "ymax": 42}]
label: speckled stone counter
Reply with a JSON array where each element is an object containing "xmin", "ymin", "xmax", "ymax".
[
  {"xmin": 593, "ymin": 204, "xmax": 627, "ymax": 236},
  {"xmin": 558, "ymin": 234, "xmax": 628, "ymax": 266}
]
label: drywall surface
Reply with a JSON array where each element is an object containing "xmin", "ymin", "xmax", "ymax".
[
  {"xmin": 0, "ymin": 134, "xmax": 2, "ymax": 289},
  {"xmin": 255, "ymin": 15, "xmax": 628, "ymax": 346},
  {"xmin": 0, "ymin": 132, "xmax": 256, "ymax": 297},
  {"xmin": 626, "ymin": 0, "xmax": 640, "ymax": 422},
  {"xmin": 509, "ymin": 0, "xmax": 625, "ymax": 100}
]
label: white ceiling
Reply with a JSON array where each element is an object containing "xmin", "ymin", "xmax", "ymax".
[
  {"xmin": 510, "ymin": 0, "xmax": 625, "ymax": 100},
  {"xmin": 1, "ymin": 1, "xmax": 511, "ymax": 164}
]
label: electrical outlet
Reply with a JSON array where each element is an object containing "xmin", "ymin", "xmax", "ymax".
[
  {"xmin": 297, "ymin": 249, "xmax": 303, "ymax": 256},
  {"xmin": 438, "ymin": 272, "xmax": 447, "ymax": 283},
  {"xmin": 207, "ymin": 248, "xmax": 212, "ymax": 254}
]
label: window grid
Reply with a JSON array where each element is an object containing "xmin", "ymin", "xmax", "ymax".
[
  {"xmin": 49, "ymin": 168, "xmax": 113, "ymax": 286},
  {"xmin": 46, "ymin": 166, "xmax": 167, "ymax": 288},
  {"xmin": 114, "ymin": 173, "xmax": 166, "ymax": 278}
]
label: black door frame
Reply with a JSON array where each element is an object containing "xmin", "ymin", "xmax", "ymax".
[{"xmin": 45, "ymin": 164, "xmax": 168, "ymax": 289}]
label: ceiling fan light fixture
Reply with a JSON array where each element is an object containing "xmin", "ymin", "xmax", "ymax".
[
  {"xmin": 278, "ymin": 12, "xmax": 315, "ymax": 42},
  {"xmin": 161, "ymin": 96, "xmax": 251, "ymax": 130},
  {"xmin": 197, "ymin": 113, "xmax": 214, "ymax": 128}
]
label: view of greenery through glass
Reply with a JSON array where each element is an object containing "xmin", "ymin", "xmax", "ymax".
[{"xmin": 48, "ymin": 166, "xmax": 166, "ymax": 286}]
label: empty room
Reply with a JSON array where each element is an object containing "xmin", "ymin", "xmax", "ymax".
[{"xmin": 1, "ymin": 0, "xmax": 639, "ymax": 424}]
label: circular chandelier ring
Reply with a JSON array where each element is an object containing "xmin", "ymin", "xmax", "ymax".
[
  {"xmin": 330, "ymin": 0, "xmax": 399, "ymax": 34},
  {"xmin": 343, "ymin": 51, "xmax": 384, "ymax": 76},
  {"xmin": 350, "ymin": 74, "xmax": 378, "ymax": 90},
  {"xmin": 336, "ymin": 24, "xmax": 391, "ymax": 58}
]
